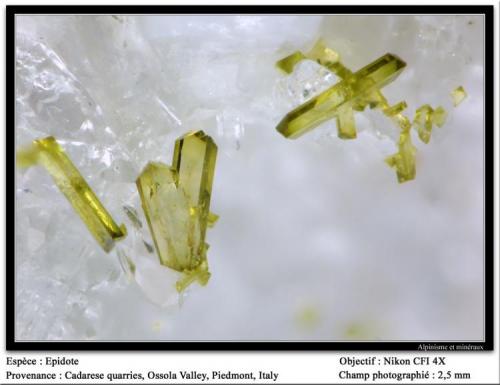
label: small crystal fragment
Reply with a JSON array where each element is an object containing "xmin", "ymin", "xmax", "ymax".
[
  {"xmin": 207, "ymin": 212, "xmax": 219, "ymax": 228},
  {"xmin": 307, "ymin": 39, "xmax": 341, "ymax": 68},
  {"xmin": 391, "ymin": 113, "xmax": 412, "ymax": 132},
  {"xmin": 276, "ymin": 53, "xmax": 406, "ymax": 139},
  {"xmin": 295, "ymin": 305, "xmax": 320, "ymax": 330},
  {"xmin": 276, "ymin": 51, "xmax": 307, "ymax": 74},
  {"xmin": 432, "ymin": 106, "xmax": 448, "ymax": 127},
  {"xmin": 414, "ymin": 104, "xmax": 434, "ymax": 144},
  {"xmin": 136, "ymin": 130, "xmax": 217, "ymax": 291},
  {"xmin": 451, "ymin": 86, "xmax": 467, "ymax": 106},
  {"xmin": 16, "ymin": 136, "xmax": 127, "ymax": 252}
]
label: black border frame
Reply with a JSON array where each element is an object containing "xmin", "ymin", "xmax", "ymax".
[{"xmin": 6, "ymin": 5, "xmax": 494, "ymax": 351}]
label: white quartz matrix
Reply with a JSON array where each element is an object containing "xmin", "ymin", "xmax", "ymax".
[{"xmin": 15, "ymin": 15, "xmax": 484, "ymax": 341}]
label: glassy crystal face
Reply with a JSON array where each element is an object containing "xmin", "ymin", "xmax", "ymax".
[
  {"xmin": 452, "ymin": 86, "xmax": 467, "ymax": 106},
  {"xmin": 414, "ymin": 104, "xmax": 434, "ymax": 144},
  {"xmin": 276, "ymin": 51, "xmax": 307, "ymax": 74},
  {"xmin": 385, "ymin": 128, "xmax": 417, "ymax": 183},
  {"xmin": 414, "ymin": 104, "xmax": 448, "ymax": 144},
  {"xmin": 276, "ymin": 53, "xmax": 407, "ymax": 140},
  {"xmin": 136, "ymin": 130, "xmax": 217, "ymax": 291},
  {"xmin": 432, "ymin": 106, "xmax": 448, "ymax": 127},
  {"xmin": 17, "ymin": 137, "xmax": 127, "ymax": 252},
  {"xmin": 276, "ymin": 44, "xmax": 418, "ymax": 183}
]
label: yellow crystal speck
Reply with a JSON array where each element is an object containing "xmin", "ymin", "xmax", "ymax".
[
  {"xmin": 385, "ymin": 127, "xmax": 416, "ymax": 183},
  {"xmin": 295, "ymin": 305, "xmax": 320, "ymax": 330},
  {"xmin": 383, "ymin": 101, "xmax": 408, "ymax": 117},
  {"xmin": 17, "ymin": 136, "xmax": 127, "ymax": 252},
  {"xmin": 336, "ymin": 104, "xmax": 357, "ymax": 139},
  {"xmin": 414, "ymin": 104, "xmax": 434, "ymax": 144},
  {"xmin": 413, "ymin": 104, "xmax": 448, "ymax": 144},
  {"xmin": 276, "ymin": 51, "xmax": 307, "ymax": 74},
  {"xmin": 432, "ymin": 106, "xmax": 448, "ymax": 127}
]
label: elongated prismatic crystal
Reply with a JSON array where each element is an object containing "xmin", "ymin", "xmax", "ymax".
[
  {"xmin": 136, "ymin": 130, "xmax": 218, "ymax": 292},
  {"xmin": 16, "ymin": 136, "xmax": 127, "ymax": 252}
]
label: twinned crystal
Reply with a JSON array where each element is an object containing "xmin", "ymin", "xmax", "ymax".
[
  {"xmin": 16, "ymin": 136, "xmax": 127, "ymax": 252},
  {"xmin": 275, "ymin": 39, "xmax": 459, "ymax": 183},
  {"xmin": 276, "ymin": 51, "xmax": 307, "ymax": 74},
  {"xmin": 136, "ymin": 130, "xmax": 218, "ymax": 292}
]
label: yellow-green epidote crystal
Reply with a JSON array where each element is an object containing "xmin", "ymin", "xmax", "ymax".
[
  {"xmin": 276, "ymin": 52, "xmax": 407, "ymax": 139},
  {"xmin": 275, "ymin": 39, "xmax": 457, "ymax": 183},
  {"xmin": 17, "ymin": 137, "xmax": 127, "ymax": 252},
  {"xmin": 137, "ymin": 130, "xmax": 217, "ymax": 292},
  {"xmin": 451, "ymin": 86, "xmax": 467, "ymax": 106}
]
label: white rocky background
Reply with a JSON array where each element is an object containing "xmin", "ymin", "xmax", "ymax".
[{"xmin": 15, "ymin": 15, "xmax": 484, "ymax": 341}]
